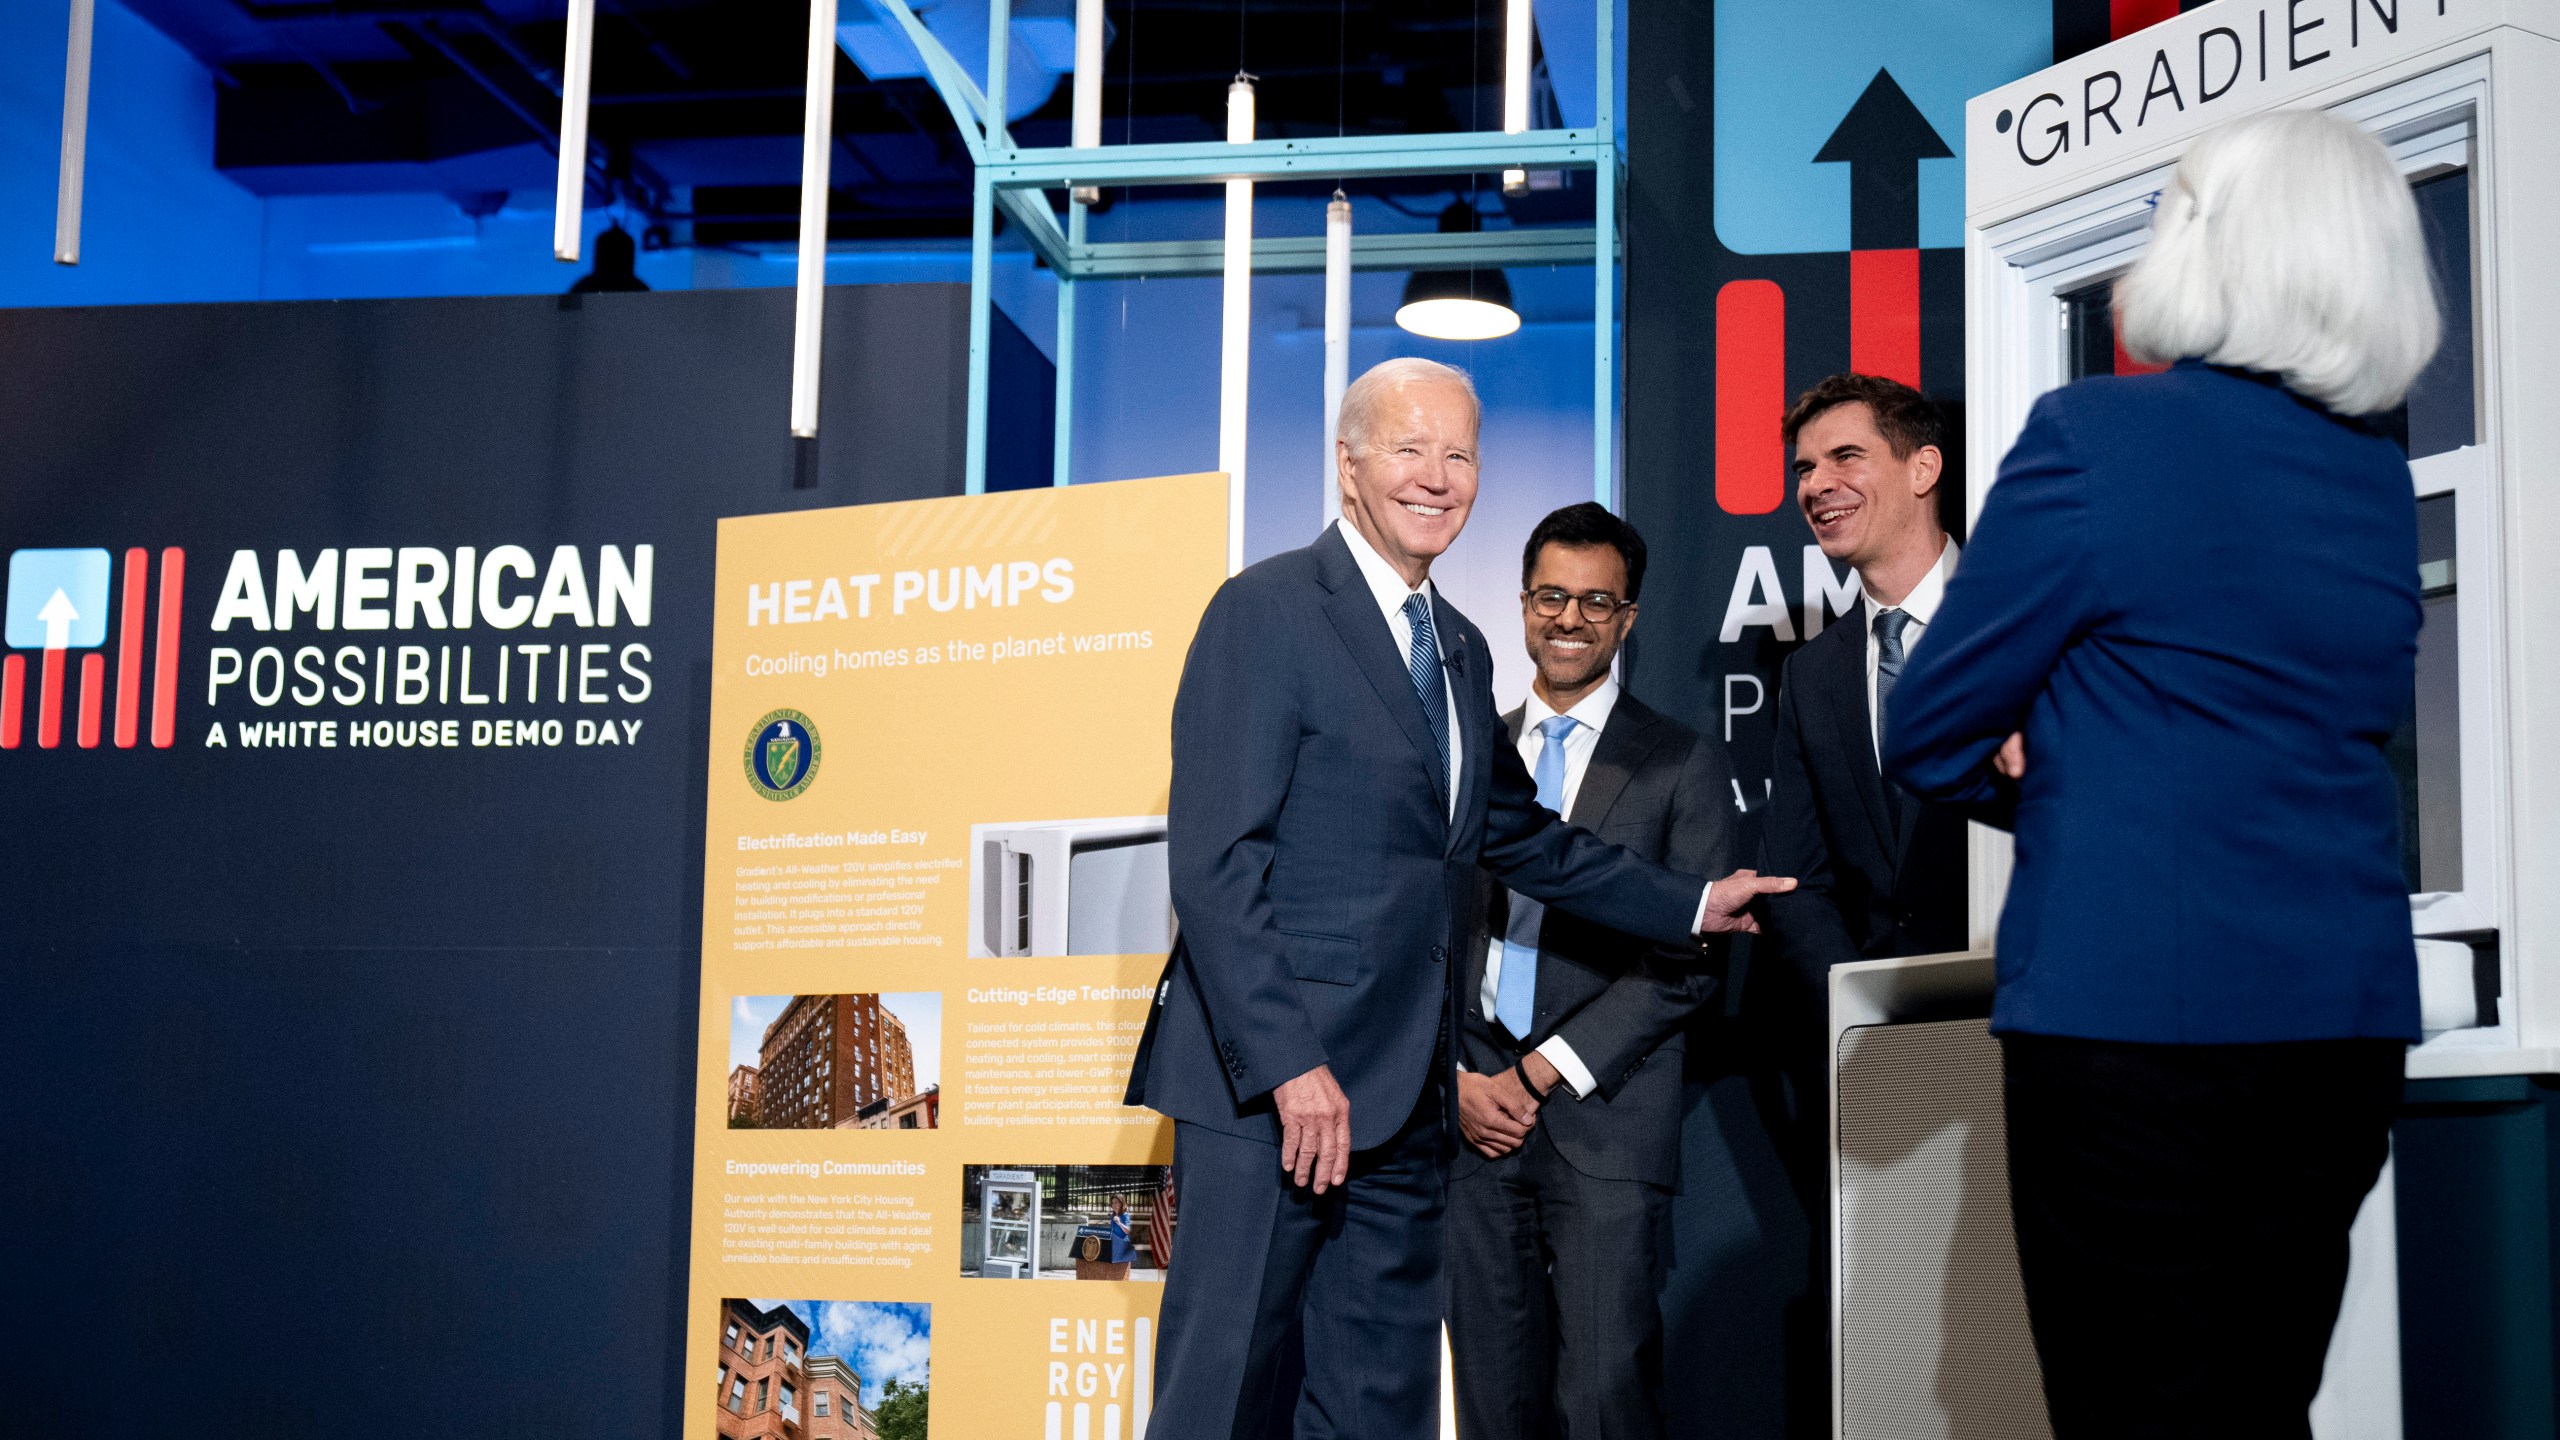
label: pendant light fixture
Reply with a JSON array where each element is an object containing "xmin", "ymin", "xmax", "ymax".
[{"xmin": 1396, "ymin": 200, "xmax": 1520, "ymax": 341}]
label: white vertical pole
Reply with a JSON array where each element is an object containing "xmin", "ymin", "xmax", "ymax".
[
  {"xmin": 1220, "ymin": 76, "xmax": 1256, "ymax": 574},
  {"xmin": 790, "ymin": 0, "xmax": 841, "ymax": 439},
  {"xmin": 553, "ymin": 0, "xmax": 598, "ymax": 262},
  {"xmin": 1321, "ymin": 192, "xmax": 1352, "ymax": 527},
  {"xmin": 54, "ymin": 0, "xmax": 95, "ymax": 267},
  {"xmin": 1071, "ymin": 0, "xmax": 1104, "ymax": 204},
  {"xmin": 1501, "ymin": 0, "xmax": 1530, "ymax": 189}
]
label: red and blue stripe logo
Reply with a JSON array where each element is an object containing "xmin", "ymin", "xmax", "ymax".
[{"xmin": 2, "ymin": 546, "xmax": 186, "ymax": 750}]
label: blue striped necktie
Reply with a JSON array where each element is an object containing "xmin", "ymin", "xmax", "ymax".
[{"xmin": 1402, "ymin": 593, "xmax": 1450, "ymax": 775}]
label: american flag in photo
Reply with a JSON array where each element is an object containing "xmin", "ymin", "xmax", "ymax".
[{"xmin": 1149, "ymin": 1169, "xmax": 1176, "ymax": 1270}]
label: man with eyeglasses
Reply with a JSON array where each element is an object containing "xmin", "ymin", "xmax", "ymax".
[{"xmin": 1446, "ymin": 501, "xmax": 1740, "ymax": 1440}]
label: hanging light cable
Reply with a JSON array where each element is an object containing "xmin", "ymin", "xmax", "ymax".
[
  {"xmin": 1322, "ymin": 191, "xmax": 1351, "ymax": 525},
  {"xmin": 1219, "ymin": 73, "xmax": 1255, "ymax": 573},
  {"xmin": 553, "ymin": 0, "xmax": 598, "ymax": 262}
]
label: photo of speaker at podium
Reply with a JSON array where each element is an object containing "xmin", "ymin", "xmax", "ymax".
[{"xmin": 958, "ymin": 1163, "xmax": 1174, "ymax": 1282}]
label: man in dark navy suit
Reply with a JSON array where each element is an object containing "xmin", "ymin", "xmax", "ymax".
[
  {"xmin": 1446, "ymin": 503, "xmax": 1737, "ymax": 1440},
  {"xmin": 1764, "ymin": 373, "xmax": 1979, "ymax": 986},
  {"xmin": 1127, "ymin": 358, "xmax": 1792, "ymax": 1440}
]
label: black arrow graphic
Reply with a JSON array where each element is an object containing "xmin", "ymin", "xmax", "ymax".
[{"xmin": 1814, "ymin": 68, "xmax": 1953, "ymax": 251}]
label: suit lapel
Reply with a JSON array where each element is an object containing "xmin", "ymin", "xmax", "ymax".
[
  {"xmin": 1569, "ymin": 694, "xmax": 1660, "ymax": 830},
  {"xmin": 1818, "ymin": 618, "xmax": 1898, "ymax": 868},
  {"xmin": 1435, "ymin": 591, "xmax": 1477, "ymax": 855},
  {"xmin": 1313, "ymin": 527, "xmax": 1449, "ymax": 813}
]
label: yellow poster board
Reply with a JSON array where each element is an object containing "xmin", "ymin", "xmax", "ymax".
[{"xmin": 685, "ymin": 473, "xmax": 1226, "ymax": 1440}]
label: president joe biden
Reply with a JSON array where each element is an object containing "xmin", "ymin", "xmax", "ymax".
[{"xmin": 1127, "ymin": 356, "xmax": 1792, "ymax": 1438}]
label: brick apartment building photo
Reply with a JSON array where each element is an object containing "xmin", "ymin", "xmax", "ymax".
[
  {"xmin": 734, "ymin": 993, "xmax": 927, "ymax": 1131},
  {"xmin": 715, "ymin": 1299, "xmax": 879, "ymax": 1440}
]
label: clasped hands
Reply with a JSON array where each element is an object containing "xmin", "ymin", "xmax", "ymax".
[{"xmin": 1275, "ymin": 866, "xmax": 1798, "ymax": 1186}]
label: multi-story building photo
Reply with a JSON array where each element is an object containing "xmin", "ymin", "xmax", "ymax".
[
  {"xmin": 716, "ymin": 1298, "xmax": 920, "ymax": 1440},
  {"xmin": 728, "ymin": 993, "xmax": 941, "ymax": 1131}
]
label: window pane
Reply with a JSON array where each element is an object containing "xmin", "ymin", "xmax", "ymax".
[
  {"xmin": 2387, "ymin": 493, "xmax": 2462, "ymax": 893},
  {"xmin": 2390, "ymin": 168, "xmax": 2477, "ymax": 459}
]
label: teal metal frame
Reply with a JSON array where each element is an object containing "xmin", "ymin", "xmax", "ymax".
[{"xmin": 868, "ymin": 0, "xmax": 1620, "ymax": 504}]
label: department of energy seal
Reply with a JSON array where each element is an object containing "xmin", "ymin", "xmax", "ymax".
[{"xmin": 745, "ymin": 709, "xmax": 821, "ymax": 801}]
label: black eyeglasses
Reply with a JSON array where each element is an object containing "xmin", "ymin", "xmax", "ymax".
[{"xmin": 1525, "ymin": 588, "xmax": 1628, "ymax": 621}]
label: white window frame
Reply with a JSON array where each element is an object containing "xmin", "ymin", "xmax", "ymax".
[{"xmin": 1961, "ymin": 58, "xmax": 2515, "ymax": 1061}]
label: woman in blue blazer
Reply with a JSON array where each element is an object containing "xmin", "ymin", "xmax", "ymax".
[{"xmin": 1884, "ymin": 110, "xmax": 2442, "ymax": 1440}]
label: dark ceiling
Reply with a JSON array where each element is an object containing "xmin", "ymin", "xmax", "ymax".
[{"xmin": 122, "ymin": 0, "xmax": 1580, "ymax": 249}]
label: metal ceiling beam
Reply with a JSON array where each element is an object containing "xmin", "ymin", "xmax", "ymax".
[
  {"xmin": 984, "ymin": 128, "xmax": 1604, "ymax": 190},
  {"xmin": 1060, "ymin": 227, "xmax": 1604, "ymax": 281}
]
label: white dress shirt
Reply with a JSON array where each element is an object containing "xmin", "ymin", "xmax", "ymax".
[
  {"xmin": 1479, "ymin": 678, "xmax": 1619, "ymax": 1099},
  {"xmin": 1336, "ymin": 518, "xmax": 1462, "ymax": 816},
  {"xmin": 1864, "ymin": 538, "xmax": 1958, "ymax": 767}
]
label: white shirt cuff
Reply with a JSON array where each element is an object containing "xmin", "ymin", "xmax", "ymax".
[
  {"xmin": 1534, "ymin": 1036, "xmax": 1598, "ymax": 1100},
  {"xmin": 1691, "ymin": 881, "xmax": 1716, "ymax": 934}
]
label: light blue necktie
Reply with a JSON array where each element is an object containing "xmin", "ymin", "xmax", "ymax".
[
  {"xmin": 1496, "ymin": 714, "xmax": 1578, "ymax": 1039},
  {"xmin": 1402, "ymin": 593, "xmax": 1451, "ymax": 776}
]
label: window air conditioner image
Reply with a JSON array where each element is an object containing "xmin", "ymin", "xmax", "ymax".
[{"xmin": 968, "ymin": 816, "xmax": 1172, "ymax": 958}]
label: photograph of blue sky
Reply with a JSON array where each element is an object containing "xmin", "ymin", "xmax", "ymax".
[
  {"xmin": 730, "ymin": 992, "xmax": 943, "ymax": 1089},
  {"xmin": 747, "ymin": 1300, "xmax": 931, "ymax": 1408}
]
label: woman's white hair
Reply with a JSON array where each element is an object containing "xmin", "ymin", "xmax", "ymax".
[
  {"xmin": 2115, "ymin": 108, "xmax": 2440, "ymax": 415},
  {"xmin": 1338, "ymin": 356, "xmax": 1480, "ymax": 451}
]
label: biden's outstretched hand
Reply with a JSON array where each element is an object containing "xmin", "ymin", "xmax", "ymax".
[
  {"xmin": 1696, "ymin": 869, "xmax": 1797, "ymax": 935},
  {"xmin": 1274, "ymin": 1063, "xmax": 1353, "ymax": 1194}
]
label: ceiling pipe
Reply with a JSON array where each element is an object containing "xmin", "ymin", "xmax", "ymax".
[{"xmin": 55, "ymin": 0, "xmax": 94, "ymax": 266}]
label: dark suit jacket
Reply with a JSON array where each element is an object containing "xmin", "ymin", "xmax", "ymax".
[
  {"xmin": 1126, "ymin": 525, "xmax": 1706, "ymax": 1151},
  {"xmin": 1454, "ymin": 692, "xmax": 1733, "ymax": 1190},
  {"xmin": 1886, "ymin": 362, "xmax": 2421, "ymax": 1043},
  {"xmin": 1762, "ymin": 607, "xmax": 1978, "ymax": 986}
]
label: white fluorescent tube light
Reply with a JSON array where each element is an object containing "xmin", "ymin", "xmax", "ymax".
[
  {"xmin": 55, "ymin": 0, "xmax": 95, "ymax": 267},
  {"xmin": 1219, "ymin": 74, "xmax": 1255, "ymax": 573},
  {"xmin": 553, "ymin": 0, "xmax": 598, "ymax": 262},
  {"xmin": 1322, "ymin": 192, "xmax": 1352, "ymax": 526},
  {"xmin": 791, "ymin": 0, "xmax": 842, "ymax": 440},
  {"xmin": 1071, "ymin": 0, "xmax": 1104, "ymax": 205}
]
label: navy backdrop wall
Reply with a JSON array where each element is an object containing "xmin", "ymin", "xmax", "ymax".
[{"xmin": 0, "ymin": 284, "xmax": 1049, "ymax": 1436}]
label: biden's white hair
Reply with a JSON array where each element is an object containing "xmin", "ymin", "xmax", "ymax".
[
  {"xmin": 2115, "ymin": 108, "xmax": 2440, "ymax": 416},
  {"xmin": 1338, "ymin": 356, "xmax": 1480, "ymax": 451}
]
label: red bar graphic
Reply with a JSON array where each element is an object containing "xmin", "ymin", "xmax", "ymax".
[
  {"xmin": 2112, "ymin": 331, "xmax": 2169, "ymax": 378},
  {"xmin": 1715, "ymin": 279, "xmax": 1789, "ymax": 515},
  {"xmin": 2111, "ymin": 0, "xmax": 2180, "ymax": 38},
  {"xmin": 1849, "ymin": 248, "xmax": 1923, "ymax": 390},
  {"xmin": 77, "ymin": 652, "xmax": 104, "ymax": 748},
  {"xmin": 152, "ymin": 546, "xmax": 185, "ymax": 749},
  {"xmin": 116, "ymin": 546, "xmax": 148, "ymax": 747},
  {"xmin": 38, "ymin": 647, "xmax": 65, "ymax": 748},
  {"xmin": 0, "ymin": 654, "xmax": 21, "ymax": 748}
]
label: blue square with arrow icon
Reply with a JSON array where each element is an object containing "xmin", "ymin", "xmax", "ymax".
[
  {"xmin": 1713, "ymin": 0, "xmax": 2049, "ymax": 254},
  {"xmin": 6, "ymin": 548, "xmax": 112, "ymax": 650}
]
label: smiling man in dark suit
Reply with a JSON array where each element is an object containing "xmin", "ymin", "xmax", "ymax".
[
  {"xmin": 1765, "ymin": 373, "xmax": 1978, "ymax": 986},
  {"xmin": 1127, "ymin": 359, "xmax": 1793, "ymax": 1440},
  {"xmin": 1446, "ymin": 502, "xmax": 1736, "ymax": 1440}
]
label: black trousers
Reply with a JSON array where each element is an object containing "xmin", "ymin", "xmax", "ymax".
[
  {"xmin": 1446, "ymin": 1122, "xmax": 1672, "ymax": 1440},
  {"xmin": 1151, "ymin": 1070, "xmax": 1449, "ymax": 1440},
  {"xmin": 1999, "ymin": 1033, "xmax": 2404, "ymax": 1440}
]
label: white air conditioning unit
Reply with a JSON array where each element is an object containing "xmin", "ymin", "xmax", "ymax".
[{"xmin": 969, "ymin": 816, "xmax": 1171, "ymax": 958}]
